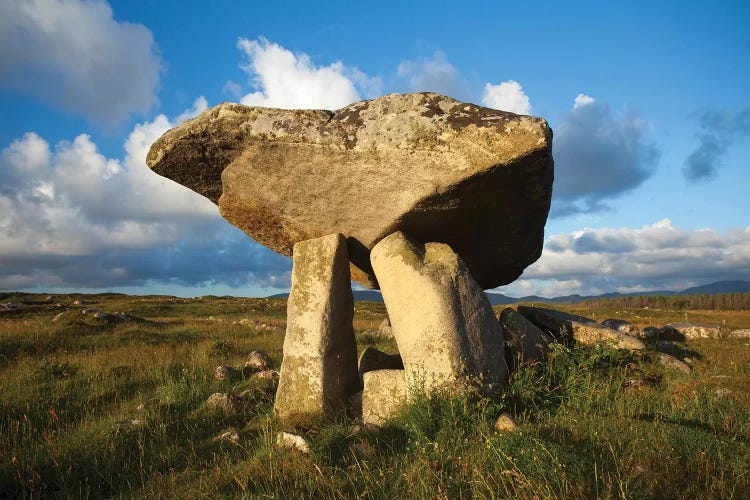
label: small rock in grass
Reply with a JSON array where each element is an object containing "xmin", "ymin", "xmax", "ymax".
[
  {"xmin": 601, "ymin": 318, "xmax": 640, "ymax": 337},
  {"xmin": 213, "ymin": 365, "xmax": 237, "ymax": 381},
  {"xmin": 206, "ymin": 393, "xmax": 243, "ymax": 415},
  {"xmin": 276, "ymin": 431, "xmax": 311, "ymax": 454},
  {"xmin": 728, "ymin": 329, "xmax": 750, "ymax": 339},
  {"xmin": 213, "ymin": 429, "xmax": 241, "ymax": 443},
  {"xmin": 655, "ymin": 352, "xmax": 691, "ymax": 374},
  {"xmin": 715, "ymin": 388, "xmax": 733, "ymax": 398},
  {"xmin": 494, "ymin": 414, "xmax": 518, "ymax": 432},
  {"xmin": 622, "ymin": 379, "xmax": 648, "ymax": 392},
  {"xmin": 245, "ymin": 350, "xmax": 271, "ymax": 370},
  {"xmin": 116, "ymin": 418, "xmax": 144, "ymax": 427},
  {"xmin": 251, "ymin": 369, "xmax": 280, "ymax": 381}
]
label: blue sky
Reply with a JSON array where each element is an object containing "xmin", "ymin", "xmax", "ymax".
[{"xmin": 1, "ymin": 0, "xmax": 748, "ymax": 297}]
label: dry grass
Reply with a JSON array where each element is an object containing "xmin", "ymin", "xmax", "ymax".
[{"xmin": 0, "ymin": 292, "xmax": 748, "ymax": 498}]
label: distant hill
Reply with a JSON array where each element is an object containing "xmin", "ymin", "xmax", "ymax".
[
  {"xmin": 679, "ymin": 280, "xmax": 750, "ymax": 295},
  {"xmin": 485, "ymin": 280, "xmax": 750, "ymax": 306}
]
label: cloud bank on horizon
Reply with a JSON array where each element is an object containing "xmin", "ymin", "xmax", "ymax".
[{"xmin": 0, "ymin": 0, "xmax": 747, "ymax": 297}]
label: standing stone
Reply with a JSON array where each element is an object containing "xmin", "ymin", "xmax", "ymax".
[
  {"xmin": 499, "ymin": 307, "xmax": 553, "ymax": 364},
  {"xmin": 517, "ymin": 305, "xmax": 646, "ymax": 350},
  {"xmin": 274, "ymin": 234, "xmax": 359, "ymax": 423},
  {"xmin": 362, "ymin": 370, "xmax": 408, "ymax": 427},
  {"xmin": 370, "ymin": 231, "xmax": 507, "ymax": 394}
]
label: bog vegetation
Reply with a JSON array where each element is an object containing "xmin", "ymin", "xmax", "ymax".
[{"xmin": 0, "ymin": 293, "xmax": 748, "ymax": 498}]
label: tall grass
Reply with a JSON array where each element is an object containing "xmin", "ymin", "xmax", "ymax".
[{"xmin": 0, "ymin": 294, "xmax": 748, "ymax": 498}]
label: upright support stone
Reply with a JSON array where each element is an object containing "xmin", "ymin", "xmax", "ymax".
[
  {"xmin": 370, "ymin": 231, "xmax": 507, "ymax": 395},
  {"xmin": 274, "ymin": 233, "xmax": 359, "ymax": 423}
]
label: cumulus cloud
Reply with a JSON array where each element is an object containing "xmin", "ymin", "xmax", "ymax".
[
  {"xmin": 0, "ymin": 97, "xmax": 293, "ymax": 291},
  {"xmin": 495, "ymin": 219, "xmax": 750, "ymax": 297},
  {"xmin": 397, "ymin": 51, "xmax": 468, "ymax": 99},
  {"xmin": 683, "ymin": 106, "xmax": 750, "ymax": 182},
  {"xmin": 481, "ymin": 80, "xmax": 531, "ymax": 115},
  {"xmin": 552, "ymin": 94, "xmax": 660, "ymax": 216},
  {"xmin": 0, "ymin": 0, "xmax": 161, "ymax": 126},
  {"xmin": 237, "ymin": 37, "xmax": 381, "ymax": 110}
]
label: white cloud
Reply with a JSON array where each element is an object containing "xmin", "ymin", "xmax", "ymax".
[
  {"xmin": 397, "ymin": 51, "xmax": 467, "ymax": 99},
  {"xmin": 551, "ymin": 94, "xmax": 659, "ymax": 216},
  {"xmin": 0, "ymin": 0, "xmax": 162, "ymax": 126},
  {"xmin": 573, "ymin": 93, "xmax": 595, "ymax": 109},
  {"xmin": 237, "ymin": 37, "xmax": 380, "ymax": 110},
  {"xmin": 494, "ymin": 219, "xmax": 750, "ymax": 297},
  {"xmin": 222, "ymin": 80, "xmax": 243, "ymax": 100},
  {"xmin": 0, "ymin": 97, "xmax": 294, "ymax": 290},
  {"xmin": 174, "ymin": 96, "xmax": 208, "ymax": 124},
  {"xmin": 481, "ymin": 80, "xmax": 531, "ymax": 115}
]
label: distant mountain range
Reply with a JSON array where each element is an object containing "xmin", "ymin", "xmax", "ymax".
[{"xmin": 269, "ymin": 280, "xmax": 750, "ymax": 305}]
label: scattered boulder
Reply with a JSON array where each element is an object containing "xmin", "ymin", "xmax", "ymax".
[
  {"xmin": 661, "ymin": 323, "xmax": 721, "ymax": 340},
  {"xmin": 82, "ymin": 307, "xmax": 101, "ymax": 315},
  {"xmin": 252, "ymin": 369, "xmax": 280, "ymax": 381},
  {"xmin": 655, "ymin": 340, "xmax": 678, "ymax": 352},
  {"xmin": 601, "ymin": 318, "xmax": 640, "ymax": 337},
  {"xmin": 213, "ymin": 429, "xmax": 241, "ymax": 444},
  {"xmin": 276, "ymin": 432, "xmax": 311, "ymax": 454},
  {"xmin": 378, "ymin": 318, "xmax": 393, "ymax": 338},
  {"xmin": 370, "ymin": 232, "xmax": 507, "ymax": 394},
  {"xmin": 655, "ymin": 353, "xmax": 691, "ymax": 374},
  {"xmin": 245, "ymin": 350, "xmax": 272, "ymax": 370},
  {"xmin": 206, "ymin": 393, "xmax": 244, "ymax": 415},
  {"xmin": 213, "ymin": 365, "xmax": 237, "ymax": 381},
  {"xmin": 147, "ymin": 92, "xmax": 554, "ymax": 290},
  {"xmin": 274, "ymin": 234, "xmax": 360, "ymax": 423},
  {"xmin": 357, "ymin": 347, "xmax": 403, "ymax": 382},
  {"xmin": 499, "ymin": 307, "xmax": 552, "ymax": 365},
  {"xmin": 715, "ymin": 388, "xmax": 733, "ymax": 398},
  {"xmin": 494, "ymin": 414, "xmax": 518, "ymax": 432},
  {"xmin": 2, "ymin": 302, "xmax": 21, "ymax": 310},
  {"xmin": 728, "ymin": 329, "xmax": 750, "ymax": 339},
  {"xmin": 622, "ymin": 379, "xmax": 649, "ymax": 392},
  {"xmin": 362, "ymin": 370, "xmax": 407, "ymax": 427},
  {"xmin": 517, "ymin": 306, "xmax": 645, "ymax": 350},
  {"xmin": 640, "ymin": 326, "xmax": 659, "ymax": 340},
  {"xmin": 72, "ymin": 299, "xmax": 87, "ymax": 306}
]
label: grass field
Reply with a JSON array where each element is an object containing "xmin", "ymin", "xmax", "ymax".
[{"xmin": 1, "ymin": 293, "xmax": 748, "ymax": 498}]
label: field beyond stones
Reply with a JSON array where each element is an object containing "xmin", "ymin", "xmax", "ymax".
[{"xmin": 1, "ymin": 293, "xmax": 748, "ymax": 499}]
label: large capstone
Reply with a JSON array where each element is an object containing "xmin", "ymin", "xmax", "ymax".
[
  {"xmin": 273, "ymin": 233, "xmax": 359, "ymax": 423},
  {"xmin": 147, "ymin": 92, "xmax": 553, "ymax": 289},
  {"xmin": 370, "ymin": 231, "xmax": 507, "ymax": 394}
]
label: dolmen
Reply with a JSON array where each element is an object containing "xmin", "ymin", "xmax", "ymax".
[{"xmin": 147, "ymin": 92, "xmax": 555, "ymax": 425}]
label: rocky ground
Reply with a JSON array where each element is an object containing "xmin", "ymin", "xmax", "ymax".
[{"xmin": 0, "ymin": 292, "xmax": 748, "ymax": 498}]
